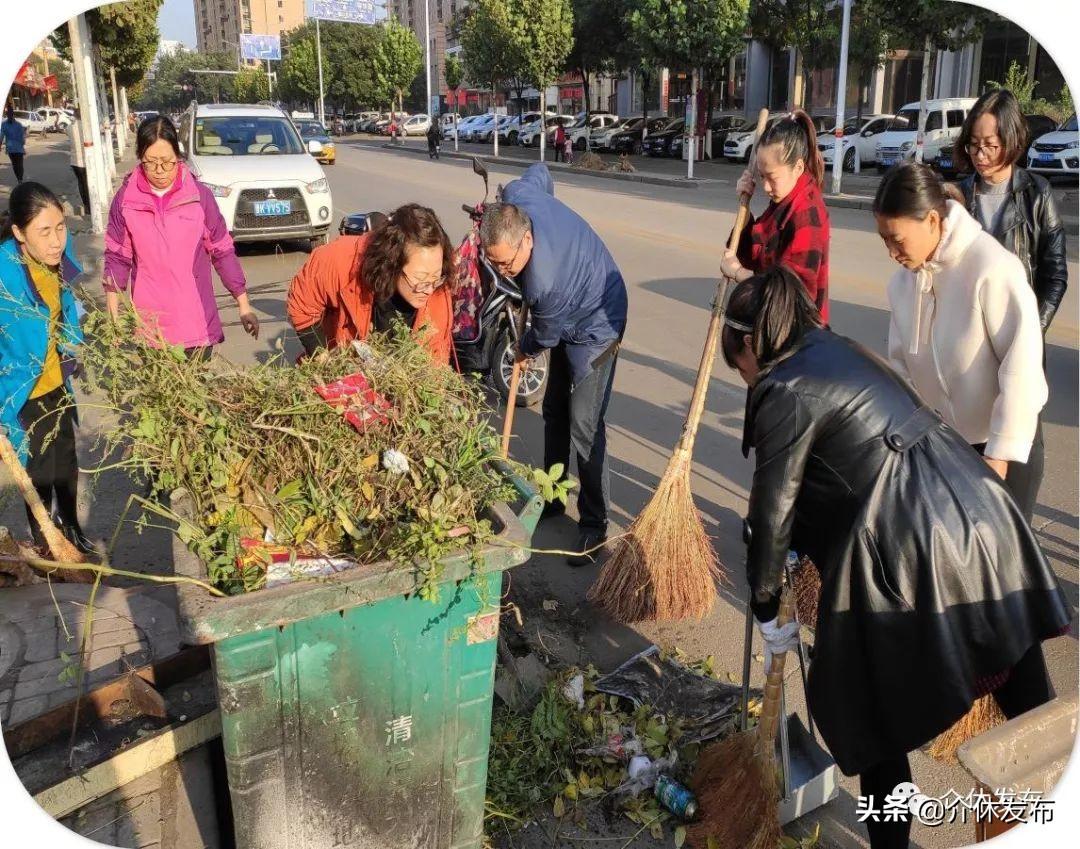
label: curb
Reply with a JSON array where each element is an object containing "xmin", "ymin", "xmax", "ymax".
[
  {"xmin": 822, "ymin": 193, "xmax": 876, "ymax": 212},
  {"xmin": 378, "ymin": 143, "xmax": 709, "ymax": 190}
]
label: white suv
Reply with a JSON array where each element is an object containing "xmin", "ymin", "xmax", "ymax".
[
  {"xmin": 875, "ymin": 98, "xmax": 976, "ymax": 170},
  {"xmin": 1026, "ymin": 114, "xmax": 1079, "ymax": 177},
  {"xmin": 179, "ymin": 103, "xmax": 333, "ymax": 249}
]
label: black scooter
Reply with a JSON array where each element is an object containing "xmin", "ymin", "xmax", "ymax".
[
  {"xmin": 452, "ymin": 159, "xmax": 548, "ymax": 406},
  {"xmin": 338, "ymin": 160, "xmax": 549, "ymax": 406}
]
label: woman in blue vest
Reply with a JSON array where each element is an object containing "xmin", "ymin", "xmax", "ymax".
[{"xmin": 0, "ymin": 181, "xmax": 90, "ymax": 552}]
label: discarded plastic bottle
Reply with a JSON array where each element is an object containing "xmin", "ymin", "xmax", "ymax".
[{"xmin": 655, "ymin": 775, "xmax": 698, "ymax": 820}]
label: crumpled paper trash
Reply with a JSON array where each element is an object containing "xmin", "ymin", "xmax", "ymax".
[{"xmin": 382, "ymin": 449, "xmax": 410, "ymax": 475}]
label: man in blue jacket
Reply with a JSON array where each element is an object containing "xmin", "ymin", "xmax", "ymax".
[{"xmin": 480, "ymin": 163, "xmax": 627, "ymax": 565}]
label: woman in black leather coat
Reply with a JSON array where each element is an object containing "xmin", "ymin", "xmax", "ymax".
[
  {"xmin": 955, "ymin": 89, "xmax": 1068, "ymax": 332},
  {"xmin": 722, "ymin": 266, "xmax": 1070, "ymax": 849}
]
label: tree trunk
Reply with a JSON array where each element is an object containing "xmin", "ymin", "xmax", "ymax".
[
  {"xmin": 493, "ymin": 83, "xmax": 499, "ymax": 156},
  {"xmin": 580, "ymin": 67, "xmax": 592, "ymax": 150}
]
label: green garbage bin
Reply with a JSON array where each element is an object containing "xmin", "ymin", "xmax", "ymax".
[{"xmin": 171, "ymin": 463, "xmax": 541, "ymax": 849}]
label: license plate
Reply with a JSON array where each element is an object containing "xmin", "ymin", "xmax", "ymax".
[
  {"xmin": 1039, "ymin": 152, "xmax": 1054, "ymax": 162},
  {"xmin": 880, "ymin": 157, "xmax": 897, "ymax": 167},
  {"xmin": 939, "ymin": 158, "xmax": 952, "ymax": 169},
  {"xmin": 254, "ymin": 199, "xmax": 291, "ymax": 216}
]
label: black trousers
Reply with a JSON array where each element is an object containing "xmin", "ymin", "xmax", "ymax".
[
  {"xmin": 858, "ymin": 643, "xmax": 1053, "ymax": 849},
  {"xmin": 553, "ymin": 146, "xmax": 563, "ymax": 162},
  {"xmin": 18, "ymin": 386, "xmax": 81, "ymax": 548},
  {"xmin": 542, "ymin": 343, "xmax": 617, "ymax": 533},
  {"xmin": 71, "ymin": 165, "xmax": 90, "ymax": 211},
  {"xmin": 9, "ymin": 152, "xmax": 25, "ymax": 182},
  {"xmin": 972, "ymin": 419, "xmax": 1044, "ymax": 522}
]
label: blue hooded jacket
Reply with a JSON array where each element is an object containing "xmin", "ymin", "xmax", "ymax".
[
  {"xmin": 0, "ymin": 236, "xmax": 85, "ymax": 464},
  {"xmin": 501, "ymin": 164, "xmax": 627, "ymax": 383}
]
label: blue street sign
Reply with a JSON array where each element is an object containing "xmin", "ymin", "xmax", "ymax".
[
  {"xmin": 240, "ymin": 34, "xmax": 282, "ymax": 61},
  {"xmin": 309, "ymin": 0, "xmax": 379, "ymax": 25}
]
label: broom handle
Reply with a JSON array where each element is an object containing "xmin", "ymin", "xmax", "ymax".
[
  {"xmin": 674, "ymin": 108, "xmax": 770, "ymax": 459},
  {"xmin": 0, "ymin": 429, "xmax": 84, "ymax": 563},
  {"xmin": 500, "ymin": 306, "xmax": 530, "ymax": 459},
  {"xmin": 757, "ymin": 585, "xmax": 795, "ymax": 744}
]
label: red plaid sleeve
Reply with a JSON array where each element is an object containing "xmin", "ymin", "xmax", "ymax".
[{"xmin": 777, "ymin": 201, "xmax": 830, "ymax": 321}]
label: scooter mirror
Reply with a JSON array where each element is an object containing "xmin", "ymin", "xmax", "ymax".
[{"xmin": 472, "ymin": 157, "xmax": 488, "ymax": 181}]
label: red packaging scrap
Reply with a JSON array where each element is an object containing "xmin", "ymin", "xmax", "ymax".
[
  {"xmin": 313, "ymin": 372, "xmax": 392, "ymax": 432},
  {"xmin": 237, "ymin": 538, "xmax": 355, "ymax": 588}
]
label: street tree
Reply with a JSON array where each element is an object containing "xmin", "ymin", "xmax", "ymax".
[
  {"xmin": 132, "ymin": 49, "xmax": 234, "ymax": 110},
  {"xmin": 374, "ymin": 17, "xmax": 424, "ymax": 117},
  {"xmin": 234, "ymin": 67, "xmax": 270, "ymax": 103},
  {"xmin": 565, "ymin": 0, "xmax": 628, "ymax": 128},
  {"xmin": 749, "ymin": 0, "xmax": 839, "ymax": 107},
  {"xmin": 462, "ymin": 0, "xmax": 523, "ymax": 152},
  {"xmin": 882, "ymin": 0, "xmax": 992, "ymax": 160},
  {"xmin": 444, "ymin": 53, "xmax": 464, "ymax": 108},
  {"xmin": 509, "ymin": 0, "xmax": 573, "ymax": 158},
  {"xmin": 52, "ymin": 0, "xmax": 162, "ymax": 94},
  {"xmin": 627, "ymin": 0, "xmax": 748, "ymax": 138},
  {"xmin": 279, "ymin": 36, "xmax": 320, "ymax": 109}
]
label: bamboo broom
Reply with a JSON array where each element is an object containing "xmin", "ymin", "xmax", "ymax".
[
  {"xmin": 586, "ymin": 108, "xmax": 770, "ymax": 623},
  {"xmin": 928, "ymin": 696, "xmax": 1007, "ymax": 763},
  {"xmin": 0, "ymin": 429, "xmax": 93, "ymax": 582},
  {"xmin": 689, "ymin": 587, "xmax": 795, "ymax": 849}
]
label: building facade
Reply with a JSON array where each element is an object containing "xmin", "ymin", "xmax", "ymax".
[{"xmin": 194, "ymin": 0, "xmax": 307, "ymax": 59}]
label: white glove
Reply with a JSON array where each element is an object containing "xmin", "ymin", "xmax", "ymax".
[{"xmin": 757, "ymin": 617, "xmax": 801, "ymax": 673}]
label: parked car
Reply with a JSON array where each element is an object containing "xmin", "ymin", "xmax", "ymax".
[
  {"xmin": 875, "ymin": 97, "xmax": 976, "ymax": 171},
  {"xmin": 520, "ymin": 114, "xmax": 574, "ymax": 147},
  {"xmin": 479, "ymin": 115, "xmax": 516, "ymax": 143},
  {"xmin": 400, "ymin": 113, "xmax": 432, "ymax": 136},
  {"xmin": 36, "ymin": 107, "xmax": 72, "ymax": 131},
  {"xmin": 295, "ymin": 119, "xmax": 336, "ymax": 165},
  {"xmin": 642, "ymin": 118, "xmax": 685, "ymax": 157},
  {"xmin": 591, "ymin": 117, "xmax": 633, "ymax": 151},
  {"xmin": 463, "ymin": 114, "xmax": 499, "ymax": 142},
  {"xmin": 179, "ymin": 102, "xmax": 332, "ymax": 250},
  {"xmin": 11, "ymin": 109, "xmax": 50, "ymax": 135},
  {"xmin": 723, "ymin": 112, "xmax": 786, "ymax": 161},
  {"xmin": 1026, "ymin": 113, "xmax": 1079, "ymax": 177},
  {"xmin": 498, "ymin": 112, "xmax": 542, "ymax": 144},
  {"xmin": 609, "ymin": 117, "xmax": 670, "ymax": 154},
  {"xmin": 703, "ymin": 114, "xmax": 745, "ymax": 159},
  {"xmin": 565, "ymin": 113, "xmax": 619, "ymax": 150},
  {"xmin": 817, "ymin": 114, "xmax": 899, "ymax": 171}
]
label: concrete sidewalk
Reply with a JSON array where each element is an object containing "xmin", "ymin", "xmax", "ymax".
[{"xmin": 1, "ymin": 134, "xmax": 137, "ymax": 285}]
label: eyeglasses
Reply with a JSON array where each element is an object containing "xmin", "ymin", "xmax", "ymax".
[
  {"xmin": 965, "ymin": 142, "xmax": 1001, "ymax": 157},
  {"xmin": 142, "ymin": 157, "xmax": 178, "ymax": 173},
  {"xmin": 488, "ymin": 236, "xmax": 525, "ymax": 276},
  {"xmin": 400, "ymin": 269, "xmax": 446, "ymax": 295}
]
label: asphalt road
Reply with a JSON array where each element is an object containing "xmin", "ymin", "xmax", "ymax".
[
  {"xmin": 3, "ymin": 138, "xmax": 1076, "ymax": 849},
  {"xmin": 207, "ymin": 141, "xmax": 1078, "ymax": 848}
]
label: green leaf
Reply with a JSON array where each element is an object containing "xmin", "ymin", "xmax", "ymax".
[
  {"xmin": 553, "ymin": 795, "xmax": 565, "ymax": 818},
  {"xmin": 276, "ymin": 480, "xmax": 303, "ymax": 502}
]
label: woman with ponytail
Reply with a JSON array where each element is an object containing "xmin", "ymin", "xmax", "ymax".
[
  {"xmin": 720, "ymin": 109, "xmax": 831, "ymax": 321},
  {"xmin": 722, "ymin": 266, "xmax": 1068, "ymax": 849}
]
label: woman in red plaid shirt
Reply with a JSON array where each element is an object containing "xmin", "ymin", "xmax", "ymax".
[{"xmin": 720, "ymin": 110, "xmax": 831, "ymax": 322}]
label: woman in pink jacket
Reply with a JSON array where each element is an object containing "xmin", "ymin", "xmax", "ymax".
[{"xmin": 104, "ymin": 116, "xmax": 258, "ymax": 356}]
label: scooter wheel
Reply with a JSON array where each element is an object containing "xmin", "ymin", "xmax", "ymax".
[{"xmin": 491, "ymin": 332, "xmax": 549, "ymax": 407}]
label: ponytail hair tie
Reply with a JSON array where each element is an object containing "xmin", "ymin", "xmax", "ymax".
[{"xmin": 724, "ymin": 316, "xmax": 754, "ymax": 333}]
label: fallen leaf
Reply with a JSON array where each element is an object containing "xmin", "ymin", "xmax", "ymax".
[
  {"xmin": 675, "ymin": 825, "xmax": 687, "ymax": 848},
  {"xmin": 361, "ymin": 454, "xmax": 379, "ymax": 470},
  {"xmin": 542, "ymin": 599, "xmax": 559, "ymax": 613},
  {"xmin": 553, "ymin": 795, "xmax": 565, "ymax": 818}
]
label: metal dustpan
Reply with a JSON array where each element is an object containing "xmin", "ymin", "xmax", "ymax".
[{"xmin": 741, "ymin": 560, "xmax": 840, "ymax": 825}]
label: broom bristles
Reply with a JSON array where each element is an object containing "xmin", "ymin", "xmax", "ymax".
[
  {"xmin": 689, "ymin": 730, "xmax": 783, "ymax": 849},
  {"xmin": 792, "ymin": 557, "xmax": 821, "ymax": 629},
  {"xmin": 928, "ymin": 694, "xmax": 1007, "ymax": 764},
  {"xmin": 587, "ymin": 456, "xmax": 724, "ymax": 623}
]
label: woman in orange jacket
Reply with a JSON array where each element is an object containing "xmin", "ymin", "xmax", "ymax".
[{"xmin": 287, "ymin": 204, "xmax": 456, "ymax": 364}]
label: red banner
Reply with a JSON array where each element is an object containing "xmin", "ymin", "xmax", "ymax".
[
  {"xmin": 560, "ymin": 86, "xmax": 584, "ymax": 99},
  {"xmin": 44, "ymin": 74, "xmax": 59, "ymax": 93}
]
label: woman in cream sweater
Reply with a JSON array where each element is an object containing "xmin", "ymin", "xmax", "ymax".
[{"xmin": 875, "ymin": 162, "xmax": 1047, "ymax": 518}]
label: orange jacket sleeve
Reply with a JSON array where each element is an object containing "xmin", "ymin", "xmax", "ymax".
[{"xmin": 287, "ymin": 246, "xmax": 335, "ymax": 332}]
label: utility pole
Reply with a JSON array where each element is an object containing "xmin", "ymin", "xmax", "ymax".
[
  {"xmin": 316, "ymin": 17, "xmax": 326, "ymax": 127},
  {"xmin": 424, "ymin": 0, "xmax": 432, "ymax": 117},
  {"xmin": 831, "ymin": 0, "xmax": 852, "ymax": 195},
  {"xmin": 916, "ymin": 35, "xmax": 932, "ymax": 163},
  {"xmin": 266, "ymin": 60, "xmax": 274, "ymax": 99},
  {"xmin": 67, "ymin": 13, "xmax": 107, "ymax": 234},
  {"xmin": 110, "ymin": 66, "xmax": 125, "ymax": 152}
]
